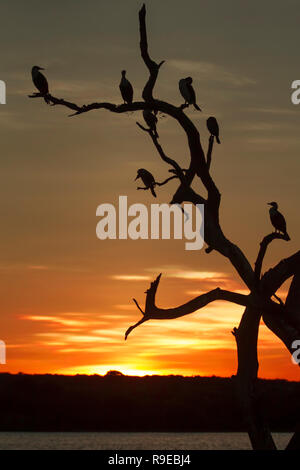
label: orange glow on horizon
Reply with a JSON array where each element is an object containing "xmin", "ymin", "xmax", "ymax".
[{"xmin": 1, "ymin": 272, "xmax": 298, "ymax": 382}]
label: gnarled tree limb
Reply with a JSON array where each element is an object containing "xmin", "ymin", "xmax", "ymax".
[
  {"xmin": 139, "ymin": 4, "xmax": 165, "ymax": 102},
  {"xmin": 125, "ymin": 274, "xmax": 249, "ymax": 339},
  {"xmin": 255, "ymin": 232, "xmax": 291, "ymax": 281},
  {"xmin": 261, "ymin": 250, "xmax": 300, "ymax": 297}
]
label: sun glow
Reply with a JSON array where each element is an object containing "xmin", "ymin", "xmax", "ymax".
[{"xmin": 57, "ymin": 364, "xmax": 166, "ymax": 377}]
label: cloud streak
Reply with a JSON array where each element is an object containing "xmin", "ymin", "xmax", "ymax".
[{"xmin": 168, "ymin": 59, "xmax": 256, "ymax": 87}]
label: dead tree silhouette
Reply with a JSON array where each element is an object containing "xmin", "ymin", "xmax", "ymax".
[{"xmin": 29, "ymin": 4, "xmax": 300, "ymax": 451}]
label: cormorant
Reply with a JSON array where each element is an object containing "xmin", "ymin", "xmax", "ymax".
[
  {"xmin": 207, "ymin": 116, "xmax": 221, "ymax": 144},
  {"xmin": 179, "ymin": 77, "xmax": 201, "ymax": 111},
  {"xmin": 119, "ymin": 70, "xmax": 133, "ymax": 104},
  {"xmin": 268, "ymin": 202, "xmax": 290, "ymax": 239},
  {"xmin": 143, "ymin": 109, "xmax": 159, "ymax": 138},
  {"xmin": 135, "ymin": 169, "xmax": 157, "ymax": 197},
  {"xmin": 31, "ymin": 66, "xmax": 50, "ymax": 104}
]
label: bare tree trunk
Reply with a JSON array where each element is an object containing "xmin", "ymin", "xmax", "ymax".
[{"xmin": 233, "ymin": 307, "xmax": 276, "ymax": 450}]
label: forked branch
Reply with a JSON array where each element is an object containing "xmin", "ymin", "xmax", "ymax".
[
  {"xmin": 125, "ymin": 274, "xmax": 249, "ymax": 339},
  {"xmin": 254, "ymin": 232, "xmax": 291, "ymax": 281},
  {"xmin": 139, "ymin": 3, "xmax": 165, "ymax": 101},
  {"xmin": 261, "ymin": 250, "xmax": 300, "ymax": 297}
]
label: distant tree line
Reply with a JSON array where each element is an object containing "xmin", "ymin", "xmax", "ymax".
[{"xmin": 0, "ymin": 373, "xmax": 298, "ymax": 432}]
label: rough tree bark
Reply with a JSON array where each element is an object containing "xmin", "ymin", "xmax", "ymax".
[{"xmin": 29, "ymin": 4, "xmax": 300, "ymax": 451}]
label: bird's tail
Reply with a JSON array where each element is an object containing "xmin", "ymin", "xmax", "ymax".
[
  {"xmin": 216, "ymin": 136, "xmax": 221, "ymax": 144},
  {"xmin": 193, "ymin": 103, "xmax": 202, "ymax": 111},
  {"xmin": 150, "ymin": 185, "xmax": 157, "ymax": 198},
  {"xmin": 43, "ymin": 94, "xmax": 50, "ymax": 105},
  {"xmin": 285, "ymin": 232, "xmax": 291, "ymax": 241}
]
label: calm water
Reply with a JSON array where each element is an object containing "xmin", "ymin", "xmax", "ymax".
[{"xmin": 0, "ymin": 432, "xmax": 292, "ymax": 450}]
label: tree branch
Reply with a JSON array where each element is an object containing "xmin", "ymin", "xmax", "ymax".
[
  {"xmin": 206, "ymin": 135, "xmax": 214, "ymax": 170},
  {"xmin": 155, "ymin": 175, "xmax": 178, "ymax": 186},
  {"xmin": 137, "ymin": 116, "xmax": 253, "ymax": 290},
  {"xmin": 261, "ymin": 250, "xmax": 300, "ymax": 297},
  {"xmin": 137, "ymin": 120, "xmax": 187, "ymax": 185},
  {"xmin": 262, "ymin": 306, "xmax": 300, "ymax": 357},
  {"xmin": 136, "ymin": 175, "xmax": 178, "ymax": 193},
  {"xmin": 139, "ymin": 4, "xmax": 165, "ymax": 102},
  {"xmin": 285, "ymin": 270, "xmax": 300, "ymax": 311},
  {"xmin": 254, "ymin": 232, "xmax": 291, "ymax": 281},
  {"xmin": 125, "ymin": 274, "xmax": 249, "ymax": 339},
  {"xmin": 283, "ymin": 269, "xmax": 300, "ymax": 333}
]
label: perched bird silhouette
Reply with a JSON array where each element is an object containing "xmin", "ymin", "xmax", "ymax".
[
  {"xmin": 135, "ymin": 169, "xmax": 157, "ymax": 197},
  {"xmin": 207, "ymin": 116, "xmax": 221, "ymax": 144},
  {"xmin": 31, "ymin": 66, "xmax": 50, "ymax": 104},
  {"xmin": 143, "ymin": 109, "xmax": 159, "ymax": 138},
  {"xmin": 119, "ymin": 70, "xmax": 133, "ymax": 104},
  {"xmin": 268, "ymin": 202, "xmax": 290, "ymax": 240},
  {"xmin": 179, "ymin": 77, "xmax": 201, "ymax": 111}
]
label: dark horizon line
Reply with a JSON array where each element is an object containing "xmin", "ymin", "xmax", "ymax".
[{"xmin": 0, "ymin": 370, "xmax": 297, "ymax": 383}]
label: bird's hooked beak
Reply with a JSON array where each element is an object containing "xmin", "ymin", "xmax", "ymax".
[
  {"xmin": 267, "ymin": 202, "xmax": 272, "ymax": 206},
  {"xmin": 134, "ymin": 175, "xmax": 139, "ymax": 181},
  {"xmin": 38, "ymin": 67, "xmax": 45, "ymax": 70}
]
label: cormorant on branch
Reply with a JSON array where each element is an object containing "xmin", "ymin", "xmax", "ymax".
[
  {"xmin": 207, "ymin": 116, "xmax": 221, "ymax": 144},
  {"xmin": 179, "ymin": 77, "xmax": 201, "ymax": 111},
  {"xmin": 119, "ymin": 70, "xmax": 133, "ymax": 104},
  {"xmin": 31, "ymin": 66, "xmax": 50, "ymax": 104},
  {"xmin": 135, "ymin": 169, "xmax": 157, "ymax": 197},
  {"xmin": 143, "ymin": 109, "xmax": 159, "ymax": 138},
  {"xmin": 268, "ymin": 202, "xmax": 290, "ymax": 240}
]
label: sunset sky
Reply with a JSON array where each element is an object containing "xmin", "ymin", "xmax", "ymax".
[{"xmin": 0, "ymin": 0, "xmax": 300, "ymax": 380}]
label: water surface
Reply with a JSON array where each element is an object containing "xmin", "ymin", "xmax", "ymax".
[{"xmin": 0, "ymin": 432, "xmax": 292, "ymax": 450}]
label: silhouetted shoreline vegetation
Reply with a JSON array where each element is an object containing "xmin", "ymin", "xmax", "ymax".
[{"xmin": 0, "ymin": 372, "xmax": 298, "ymax": 432}]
